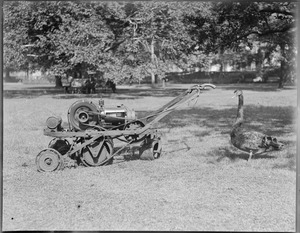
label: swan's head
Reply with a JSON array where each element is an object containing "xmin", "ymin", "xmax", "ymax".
[
  {"xmin": 262, "ymin": 136, "xmax": 284, "ymax": 150},
  {"xmin": 233, "ymin": 89, "xmax": 243, "ymax": 97}
]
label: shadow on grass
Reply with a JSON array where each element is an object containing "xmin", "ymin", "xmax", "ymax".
[
  {"xmin": 206, "ymin": 147, "xmax": 277, "ymax": 162},
  {"xmin": 146, "ymin": 104, "xmax": 295, "ymax": 165},
  {"xmin": 135, "ymin": 105, "xmax": 295, "ymax": 156},
  {"xmin": 219, "ymin": 83, "xmax": 296, "ymax": 92},
  {"xmin": 53, "ymin": 89, "xmax": 183, "ymax": 100},
  {"xmin": 4, "ymin": 83, "xmax": 296, "ymax": 99},
  {"xmin": 154, "ymin": 105, "xmax": 295, "ymax": 136},
  {"xmin": 3, "ymin": 86, "xmax": 185, "ymax": 99},
  {"xmin": 272, "ymin": 159, "xmax": 296, "ymax": 171},
  {"xmin": 3, "ymin": 85, "xmax": 63, "ymax": 99}
]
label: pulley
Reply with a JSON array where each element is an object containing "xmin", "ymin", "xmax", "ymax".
[{"xmin": 68, "ymin": 100, "xmax": 99, "ymax": 131}]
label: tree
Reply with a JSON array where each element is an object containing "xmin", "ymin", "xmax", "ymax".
[
  {"xmin": 4, "ymin": 2, "xmax": 63, "ymax": 72},
  {"xmin": 7, "ymin": 2, "xmax": 294, "ymax": 87},
  {"xmin": 3, "ymin": 1, "xmax": 213, "ymax": 85},
  {"xmin": 3, "ymin": 2, "xmax": 32, "ymax": 72},
  {"xmin": 95, "ymin": 1, "xmax": 213, "ymax": 84},
  {"xmin": 188, "ymin": 2, "xmax": 296, "ymax": 87},
  {"xmin": 3, "ymin": 1, "xmax": 113, "ymax": 84}
]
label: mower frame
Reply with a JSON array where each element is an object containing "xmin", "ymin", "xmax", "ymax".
[{"xmin": 36, "ymin": 83, "xmax": 216, "ymax": 172}]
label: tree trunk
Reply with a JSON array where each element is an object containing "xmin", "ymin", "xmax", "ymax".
[
  {"xmin": 162, "ymin": 78, "xmax": 166, "ymax": 88},
  {"xmin": 278, "ymin": 43, "xmax": 286, "ymax": 89},
  {"xmin": 218, "ymin": 47, "xmax": 225, "ymax": 81},
  {"xmin": 55, "ymin": 75, "xmax": 62, "ymax": 87},
  {"xmin": 150, "ymin": 39, "xmax": 156, "ymax": 84},
  {"xmin": 278, "ymin": 71, "xmax": 284, "ymax": 89},
  {"xmin": 5, "ymin": 69, "xmax": 10, "ymax": 81},
  {"xmin": 151, "ymin": 73, "xmax": 155, "ymax": 85},
  {"xmin": 256, "ymin": 48, "xmax": 264, "ymax": 79},
  {"xmin": 219, "ymin": 47, "xmax": 224, "ymax": 73}
]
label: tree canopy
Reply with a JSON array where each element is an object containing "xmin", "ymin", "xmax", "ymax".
[
  {"xmin": 186, "ymin": 2, "xmax": 296, "ymax": 86},
  {"xmin": 3, "ymin": 1, "xmax": 297, "ymax": 87}
]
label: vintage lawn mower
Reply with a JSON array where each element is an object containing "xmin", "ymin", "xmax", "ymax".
[{"xmin": 36, "ymin": 83, "xmax": 216, "ymax": 172}]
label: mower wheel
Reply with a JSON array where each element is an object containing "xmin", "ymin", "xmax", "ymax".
[
  {"xmin": 139, "ymin": 138, "xmax": 162, "ymax": 160},
  {"xmin": 48, "ymin": 138, "xmax": 71, "ymax": 155},
  {"xmin": 80, "ymin": 139, "xmax": 114, "ymax": 166},
  {"xmin": 36, "ymin": 148, "xmax": 64, "ymax": 172},
  {"xmin": 152, "ymin": 139, "xmax": 162, "ymax": 159}
]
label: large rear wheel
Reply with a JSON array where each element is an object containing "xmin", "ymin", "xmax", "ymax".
[{"xmin": 80, "ymin": 139, "xmax": 114, "ymax": 166}]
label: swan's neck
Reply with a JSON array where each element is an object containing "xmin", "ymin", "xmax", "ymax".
[{"xmin": 233, "ymin": 94, "xmax": 244, "ymax": 131}]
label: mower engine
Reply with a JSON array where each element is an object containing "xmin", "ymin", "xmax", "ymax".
[
  {"xmin": 65, "ymin": 99, "xmax": 137, "ymax": 131},
  {"xmin": 45, "ymin": 99, "xmax": 137, "ymax": 132}
]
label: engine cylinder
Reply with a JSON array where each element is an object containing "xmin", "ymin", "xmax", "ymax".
[
  {"xmin": 101, "ymin": 106, "xmax": 136, "ymax": 126},
  {"xmin": 46, "ymin": 116, "xmax": 62, "ymax": 130}
]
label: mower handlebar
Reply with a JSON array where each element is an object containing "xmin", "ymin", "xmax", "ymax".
[{"xmin": 192, "ymin": 83, "xmax": 216, "ymax": 90}]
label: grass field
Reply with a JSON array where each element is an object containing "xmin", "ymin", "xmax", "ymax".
[{"xmin": 2, "ymin": 83, "xmax": 297, "ymax": 231}]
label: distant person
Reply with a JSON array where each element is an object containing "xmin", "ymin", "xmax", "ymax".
[
  {"xmin": 84, "ymin": 77, "xmax": 96, "ymax": 94},
  {"xmin": 67, "ymin": 75, "xmax": 74, "ymax": 93},
  {"xmin": 62, "ymin": 74, "xmax": 73, "ymax": 94},
  {"xmin": 90, "ymin": 77, "xmax": 96, "ymax": 93},
  {"xmin": 106, "ymin": 80, "xmax": 116, "ymax": 93}
]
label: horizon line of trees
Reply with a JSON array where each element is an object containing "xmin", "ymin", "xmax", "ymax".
[{"xmin": 3, "ymin": 1, "xmax": 297, "ymax": 88}]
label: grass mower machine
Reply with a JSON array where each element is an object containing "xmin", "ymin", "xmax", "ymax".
[{"xmin": 36, "ymin": 83, "xmax": 216, "ymax": 172}]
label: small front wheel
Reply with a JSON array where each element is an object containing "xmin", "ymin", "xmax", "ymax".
[
  {"xmin": 152, "ymin": 139, "xmax": 162, "ymax": 159},
  {"xmin": 36, "ymin": 148, "xmax": 64, "ymax": 172},
  {"xmin": 139, "ymin": 137, "xmax": 162, "ymax": 160}
]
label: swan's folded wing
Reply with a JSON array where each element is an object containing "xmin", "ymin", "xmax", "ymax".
[{"xmin": 233, "ymin": 130, "xmax": 266, "ymax": 151}]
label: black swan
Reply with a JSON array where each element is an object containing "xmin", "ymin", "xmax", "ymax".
[{"xmin": 230, "ymin": 90, "xmax": 284, "ymax": 161}]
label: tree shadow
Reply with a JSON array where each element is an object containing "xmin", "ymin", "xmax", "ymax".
[
  {"xmin": 3, "ymin": 86, "xmax": 63, "ymax": 99},
  {"xmin": 3, "ymin": 83, "xmax": 296, "ymax": 99},
  {"xmin": 219, "ymin": 83, "xmax": 296, "ymax": 92},
  {"xmin": 141, "ymin": 104, "xmax": 295, "ymax": 164},
  {"xmin": 132, "ymin": 104, "xmax": 295, "ymax": 160},
  {"xmin": 4, "ymin": 82, "xmax": 296, "ymax": 99},
  {"xmin": 3, "ymin": 87, "xmax": 187, "ymax": 99},
  {"xmin": 154, "ymin": 105, "xmax": 295, "ymax": 136}
]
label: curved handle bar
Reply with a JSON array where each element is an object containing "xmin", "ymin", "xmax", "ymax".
[
  {"xmin": 192, "ymin": 83, "xmax": 216, "ymax": 90},
  {"xmin": 199, "ymin": 83, "xmax": 216, "ymax": 89}
]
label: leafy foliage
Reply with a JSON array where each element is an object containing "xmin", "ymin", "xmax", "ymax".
[
  {"xmin": 186, "ymin": 2, "xmax": 296, "ymax": 86},
  {"xmin": 3, "ymin": 1, "xmax": 296, "ymax": 86}
]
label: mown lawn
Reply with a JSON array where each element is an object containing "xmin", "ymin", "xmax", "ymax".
[{"xmin": 2, "ymin": 83, "xmax": 296, "ymax": 231}]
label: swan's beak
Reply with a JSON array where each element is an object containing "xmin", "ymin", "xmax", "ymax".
[
  {"xmin": 265, "ymin": 136, "xmax": 284, "ymax": 150},
  {"xmin": 272, "ymin": 142, "xmax": 284, "ymax": 150},
  {"xmin": 232, "ymin": 91, "xmax": 238, "ymax": 98}
]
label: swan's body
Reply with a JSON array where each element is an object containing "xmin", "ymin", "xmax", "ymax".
[{"xmin": 230, "ymin": 90, "xmax": 283, "ymax": 160}]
